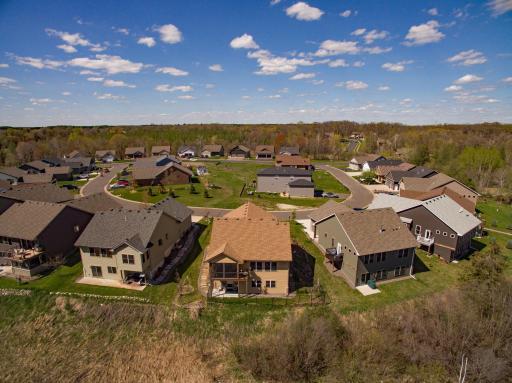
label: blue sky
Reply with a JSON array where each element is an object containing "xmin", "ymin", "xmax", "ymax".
[{"xmin": 0, "ymin": 0, "xmax": 511, "ymax": 126}]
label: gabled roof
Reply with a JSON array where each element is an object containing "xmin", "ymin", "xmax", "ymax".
[
  {"xmin": 67, "ymin": 193, "xmax": 124, "ymax": 214},
  {"xmin": 422, "ymin": 195, "xmax": 481, "ymax": 236},
  {"xmin": 132, "ymin": 161, "xmax": 193, "ymax": 180},
  {"xmin": 368, "ymin": 193, "xmax": 423, "ymax": 213},
  {"xmin": 75, "ymin": 208, "xmax": 164, "ymax": 252},
  {"xmin": 375, "ymin": 163, "xmax": 415, "ymax": 177},
  {"xmin": 95, "ymin": 150, "xmax": 116, "ymax": 157},
  {"xmin": 202, "ymin": 144, "xmax": 223, "ymax": 152},
  {"xmin": 0, "ymin": 201, "xmax": 67, "ymax": 241},
  {"xmin": 229, "ymin": 145, "xmax": 250, "ymax": 153},
  {"xmin": 275, "ymin": 155, "xmax": 311, "ymax": 167},
  {"xmin": 400, "ymin": 187, "xmax": 476, "ymax": 213},
  {"xmin": 0, "ymin": 183, "xmax": 74, "ymax": 203},
  {"xmin": 150, "ymin": 197, "xmax": 192, "ymax": 222},
  {"xmin": 288, "ymin": 179, "xmax": 314, "ymax": 187},
  {"xmin": 0, "ymin": 167, "xmax": 27, "ymax": 179},
  {"xmin": 351, "ymin": 154, "xmax": 384, "ymax": 164},
  {"xmin": 365, "ymin": 159, "xmax": 402, "ymax": 169},
  {"xmin": 279, "ymin": 146, "xmax": 300, "ymax": 155},
  {"xmin": 151, "ymin": 145, "xmax": 171, "ymax": 153},
  {"xmin": 22, "ymin": 173, "xmax": 53, "ymax": 184},
  {"xmin": 309, "ymin": 200, "xmax": 351, "ymax": 222},
  {"xmin": 23, "ymin": 160, "xmax": 50, "ymax": 171},
  {"xmin": 255, "ymin": 145, "xmax": 274, "ymax": 153},
  {"xmin": 388, "ymin": 166, "xmax": 436, "ymax": 182},
  {"xmin": 45, "ymin": 166, "xmax": 72, "ymax": 175},
  {"xmin": 258, "ymin": 167, "xmax": 312, "ymax": 177},
  {"xmin": 63, "ymin": 157, "xmax": 93, "ymax": 167},
  {"xmin": 67, "ymin": 150, "xmax": 81, "ymax": 158},
  {"xmin": 205, "ymin": 203, "xmax": 292, "ymax": 262},
  {"xmin": 178, "ymin": 145, "xmax": 195, "ymax": 153},
  {"xmin": 223, "ymin": 202, "xmax": 276, "ymax": 220},
  {"xmin": 333, "ymin": 208, "xmax": 418, "ymax": 256},
  {"xmin": 125, "ymin": 147, "xmax": 145, "ymax": 155}
]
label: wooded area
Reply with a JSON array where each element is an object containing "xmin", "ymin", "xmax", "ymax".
[{"xmin": 1, "ymin": 122, "xmax": 511, "ymax": 194}]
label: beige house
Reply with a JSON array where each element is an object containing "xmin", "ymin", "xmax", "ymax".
[
  {"xmin": 204, "ymin": 203, "xmax": 292, "ymax": 297},
  {"xmin": 75, "ymin": 197, "xmax": 192, "ymax": 284}
]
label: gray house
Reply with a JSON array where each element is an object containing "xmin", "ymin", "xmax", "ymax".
[
  {"xmin": 0, "ymin": 167, "xmax": 27, "ymax": 183},
  {"xmin": 256, "ymin": 167, "xmax": 314, "ymax": 197},
  {"xmin": 314, "ymin": 208, "xmax": 418, "ymax": 287},
  {"xmin": 368, "ymin": 193, "xmax": 481, "ymax": 262}
]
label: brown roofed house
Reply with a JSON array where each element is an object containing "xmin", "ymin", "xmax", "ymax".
[
  {"xmin": 348, "ymin": 154, "xmax": 385, "ymax": 171},
  {"xmin": 255, "ymin": 145, "xmax": 275, "ymax": 160},
  {"xmin": 314, "ymin": 208, "xmax": 418, "ymax": 287},
  {"xmin": 375, "ymin": 162, "xmax": 416, "ymax": 183},
  {"xmin": 95, "ymin": 150, "xmax": 116, "ymax": 163},
  {"xmin": 21, "ymin": 173, "xmax": 54, "ymax": 184},
  {"xmin": 66, "ymin": 193, "xmax": 124, "ymax": 214},
  {"xmin": 204, "ymin": 202, "xmax": 292, "ymax": 297},
  {"xmin": 228, "ymin": 145, "xmax": 250, "ymax": 159},
  {"xmin": 151, "ymin": 145, "xmax": 171, "ymax": 156},
  {"xmin": 19, "ymin": 160, "xmax": 50, "ymax": 174},
  {"xmin": 0, "ymin": 201, "xmax": 93, "ymax": 279},
  {"xmin": 124, "ymin": 147, "xmax": 145, "ymax": 159},
  {"xmin": 200, "ymin": 144, "xmax": 224, "ymax": 158},
  {"xmin": 44, "ymin": 166, "xmax": 73, "ymax": 181},
  {"xmin": 0, "ymin": 183, "xmax": 75, "ymax": 205},
  {"xmin": 275, "ymin": 154, "xmax": 312, "ymax": 169},
  {"xmin": 278, "ymin": 146, "xmax": 300, "ymax": 156},
  {"xmin": 0, "ymin": 167, "xmax": 27, "ymax": 183},
  {"xmin": 132, "ymin": 156, "xmax": 192, "ymax": 186}
]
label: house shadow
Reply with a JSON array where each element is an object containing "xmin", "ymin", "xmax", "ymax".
[
  {"xmin": 413, "ymin": 254, "xmax": 430, "ymax": 274},
  {"xmin": 289, "ymin": 244, "xmax": 315, "ymax": 293}
]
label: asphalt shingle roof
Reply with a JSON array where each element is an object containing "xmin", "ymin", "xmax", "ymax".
[
  {"xmin": 308, "ymin": 200, "xmax": 351, "ymax": 222},
  {"xmin": 288, "ymin": 179, "xmax": 314, "ymax": 187},
  {"xmin": 150, "ymin": 197, "xmax": 192, "ymax": 222},
  {"xmin": 0, "ymin": 183, "xmax": 74, "ymax": 203},
  {"xmin": 0, "ymin": 167, "xmax": 27, "ymax": 179},
  {"xmin": 67, "ymin": 193, "xmax": 124, "ymax": 214},
  {"xmin": 279, "ymin": 146, "xmax": 300, "ymax": 155},
  {"xmin": 257, "ymin": 167, "xmax": 312, "ymax": 177}
]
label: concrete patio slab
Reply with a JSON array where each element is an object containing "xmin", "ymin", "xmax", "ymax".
[
  {"xmin": 356, "ymin": 285, "xmax": 381, "ymax": 296},
  {"xmin": 76, "ymin": 276, "xmax": 146, "ymax": 291}
]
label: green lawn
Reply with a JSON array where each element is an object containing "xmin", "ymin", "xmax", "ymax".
[
  {"xmin": 110, "ymin": 162, "xmax": 343, "ymax": 209},
  {"xmin": 477, "ymin": 198, "xmax": 512, "ymax": 233},
  {"xmin": 0, "ymin": 221, "xmax": 211, "ymax": 306},
  {"xmin": 313, "ymin": 170, "xmax": 350, "ymax": 195}
]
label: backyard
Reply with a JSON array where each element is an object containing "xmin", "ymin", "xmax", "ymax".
[
  {"xmin": 109, "ymin": 161, "xmax": 347, "ymax": 209},
  {"xmin": 477, "ymin": 197, "xmax": 512, "ymax": 234}
]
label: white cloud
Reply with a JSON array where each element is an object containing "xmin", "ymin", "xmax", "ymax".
[
  {"xmin": 103, "ymin": 79, "xmax": 136, "ymax": 88},
  {"xmin": 454, "ymin": 74, "xmax": 483, "ymax": 84},
  {"xmin": 404, "ymin": 20, "xmax": 445, "ymax": 46},
  {"xmin": 62, "ymin": 91, "xmax": 71, "ymax": 96},
  {"xmin": 351, "ymin": 28, "xmax": 366, "ymax": 36},
  {"xmin": 315, "ymin": 40, "xmax": 360, "ymax": 56},
  {"xmin": 230, "ymin": 33, "xmax": 259, "ymax": 49},
  {"xmin": 353, "ymin": 61, "xmax": 365, "ymax": 67},
  {"xmin": 178, "ymin": 95, "xmax": 195, "ymax": 100},
  {"xmin": 378, "ymin": 85, "xmax": 390, "ymax": 91},
  {"xmin": 447, "ymin": 50, "xmax": 487, "ymax": 66},
  {"xmin": 247, "ymin": 49, "xmax": 319, "ymax": 75},
  {"xmin": 363, "ymin": 29, "xmax": 388, "ymax": 44},
  {"xmin": 336, "ymin": 80, "xmax": 368, "ymax": 90},
  {"xmin": 95, "ymin": 92, "xmax": 124, "ymax": 100},
  {"xmin": 502, "ymin": 76, "xmax": 512, "ymax": 83},
  {"xmin": 0, "ymin": 77, "xmax": 16, "ymax": 85},
  {"xmin": 286, "ymin": 2, "xmax": 324, "ymax": 21},
  {"xmin": 209, "ymin": 64, "xmax": 224, "ymax": 72},
  {"xmin": 79, "ymin": 70, "xmax": 98, "ymax": 75},
  {"xmin": 270, "ymin": 0, "xmax": 281, "ymax": 5},
  {"xmin": 155, "ymin": 84, "xmax": 193, "ymax": 92},
  {"xmin": 156, "ymin": 67, "xmax": 189, "ymax": 76},
  {"xmin": 340, "ymin": 10, "xmax": 352, "ymax": 17},
  {"xmin": 138, "ymin": 37, "xmax": 156, "ymax": 47},
  {"xmin": 116, "ymin": 28, "xmax": 130, "ymax": 35},
  {"xmin": 268, "ymin": 94, "xmax": 281, "ymax": 99},
  {"xmin": 444, "ymin": 85, "xmax": 462, "ymax": 92},
  {"xmin": 242, "ymin": 95, "xmax": 251, "ymax": 99},
  {"xmin": 311, "ymin": 79, "xmax": 324, "ymax": 85},
  {"xmin": 68, "ymin": 55, "xmax": 144, "ymax": 74},
  {"xmin": 13, "ymin": 55, "xmax": 64, "ymax": 70},
  {"xmin": 363, "ymin": 46, "xmax": 392, "ymax": 54},
  {"xmin": 156, "ymin": 24, "xmax": 183, "ymax": 44},
  {"xmin": 382, "ymin": 60, "xmax": 413, "ymax": 72},
  {"xmin": 45, "ymin": 28, "xmax": 104, "ymax": 51},
  {"xmin": 399, "ymin": 98, "xmax": 413, "ymax": 105},
  {"xmin": 205, "ymin": 83, "xmax": 215, "ymax": 89},
  {"xmin": 0, "ymin": 64, "xmax": 9, "ymax": 68},
  {"xmin": 30, "ymin": 98, "xmax": 54, "ymax": 105},
  {"xmin": 328, "ymin": 59, "xmax": 348, "ymax": 68},
  {"xmin": 57, "ymin": 44, "xmax": 77, "ymax": 53},
  {"xmin": 427, "ymin": 8, "xmax": 439, "ymax": 16},
  {"xmin": 488, "ymin": 0, "xmax": 512, "ymax": 16},
  {"xmin": 87, "ymin": 77, "xmax": 104, "ymax": 82},
  {"xmin": 289, "ymin": 72, "xmax": 315, "ymax": 80}
]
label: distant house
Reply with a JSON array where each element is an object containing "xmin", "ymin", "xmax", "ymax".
[
  {"xmin": 275, "ymin": 155, "xmax": 312, "ymax": 169},
  {"xmin": 63, "ymin": 157, "xmax": 95, "ymax": 174},
  {"xmin": 375, "ymin": 162, "xmax": 416, "ymax": 184},
  {"xmin": 0, "ymin": 201, "xmax": 92, "ymax": 279},
  {"xmin": 66, "ymin": 150, "xmax": 82, "ymax": 159},
  {"xmin": 255, "ymin": 145, "xmax": 275, "ymax": 160},
  {"xmin": 45, "ymin": 166, "xmax": 73, "ymax": 181},
  {"xmin": 95, "ymin": 150, "xmax": 116, "ymax": 163},
  {"xmin": 0, "ymin": 167, "xmax": 27, "ymax": 183},
  {"xmin": 314, "ymin": 208, "xmax": 418, "ymax": 287},
  {"xmin": 279, "ymin": 146, "xmax": 300, "ymax": 156},
  {"xmin": 348, "ymin": 154, "xmax": 385, "ymax": 171},
  {"xmin": 0, "ymin": 183, "xmax": 74, "ymax": 206},
  {"xmin": 368, "ymin": 194, "xmax": 481, "ymax": 262},
  {"xmin": 66, "ymin": 193, "xmax": 124, "ymax": 214},
  {"xmin": 151, "ymin": 145, "xmax": 171, "ymax": 157},
  {"xmin": 228, "ymin": 145, "xmax": 251, "ymax": 159},
  {"xmin": 124, "ymin": 147, "xmax": 145, "ymax": 159},
  {"xmin": 385, "ymin": 166, "xmax": 437, "ymax": 191},
  {"xmin": 399, "ymin": 173, "xmax": 479, "ymax": 209},
  {"xmin": 177, "ymin": 145, "xmax": 196, "ymax": 158},
  {"xmin": 75, "ymin": 198, "xmax": 192, "ymax": 284},
  {"xmin": 19, "ymin": 160, "xmax": 50, "ymax": 174},
  {"xmin": 132, "ymin": 156, "xmax": 193, "ymax": 186},
  {"xmin": 201, "ymin": 144, "xmax": 224, "ymax": 158},
  {"xmin": 349, "ymin": 132, "xmax": 364, "ymax": 140},
  {"xmin": 362, "ymin": 159, "xmax": 402, "ymax": 173},
  {"xmin": 204, "ymin": 202, "xmax": 292, "ymax": 297},
  {"xmin": 21, "ymin": 173, "xmax": 54, "ymax": 185},
  {"xmin": 257, "ymin": 167, "xmax": 314, "ymax": 197}
]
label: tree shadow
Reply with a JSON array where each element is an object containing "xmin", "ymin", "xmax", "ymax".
[{"xmin": 289, "ymin": 244, "xmax": 315, "ymax": 293}]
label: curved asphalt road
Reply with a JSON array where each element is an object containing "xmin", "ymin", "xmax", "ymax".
[{"xmin": 317, "ymin": 164, "xmax": 374, "ymax": 209}]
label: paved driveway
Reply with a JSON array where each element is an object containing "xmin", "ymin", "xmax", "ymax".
[{"xmin": 317, "ymin": 164, "xmax": 374, "ymax": 209}]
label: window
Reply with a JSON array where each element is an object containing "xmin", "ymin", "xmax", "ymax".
[
  {"xmin": 450, "ymin": 234, "xmax": 456, "ymax": 238},
  {"xmin": 264, "ymin": 262, "xmax": 271, "ymax": 271},
  {"xmin": 443, "ymin": 232, "xmax": 448, "ymax": 236},
  {"xmin": 271, "ymin": 262, "xmax": 277, "ymax": 271},
  {"xmin": 436, "ymin": 230, "xmax": 441, "ymax": 234},
  {"xmin": 93, "ymin": 248, "xmax": 101, "ymax": 257},
  {"xmin": 251, "ymin": 280, "xmax": 262, "ymax": 288},
  {"xmin": 382, "ymin": 252, "xmax": 386, "ymax": 262},
  {"xmin": 122, "ymin": 254, "xmax": 135, "ymax": 264},
  {"xmin": 398, "ymin": 249, "xmax": 407, "ymax": 258},
  {"xmin": 91, "ymin": 266, "xmax": 102, "ymax": 277},
  {"xmin": 158, "ymin": 239, "xmax": 163, "ymax": 246},
  {"xmin": 415, "ymin": 225, "xmax": 421, "ymax": 235},
  {"xmin": 369, "ymin": 254, "xmax": 374, "ymax": 263},
  {"xmin": 376, "ymin": 253, "xmax": 381, "ymax": 262},
  {"xmin": 361, "ymin": 273, "xmax": 370, "ymax": 283},
  {"xmin": 363, "ymin": 255, "xmax": 369, "ymax": 265},
  {"xmin": 107, "ymin": 266, "xmax": 117, "ymax": 274},
  {"xmin": 101, "ymin": 249, "xmax": 111, "ymax": 257},
  {"xmin": 265, "ymin": 280, "xmax": 276, "ymax": 288},
  {"xmin": 394, "ymin": 267, "xmax": 401, "ymax": 277}
]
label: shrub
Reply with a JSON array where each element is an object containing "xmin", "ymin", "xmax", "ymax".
[
  {"xmin": 148, "ymin": 187, "xmax": 155, "ymax": 197},
  {"xmin": 507, "ymin": 240, "xmax": 512, "ymax": 250},
  {"xmin": 189, "ymin": 184, "xmax": 197, "ymax": 194},
  {"xmin": 203, "ymin": 189, "xmax": 210, "ymax": 198},
  {"xmin": 168, "ymin": 188, "xmax": 176, "ymax": 198}
]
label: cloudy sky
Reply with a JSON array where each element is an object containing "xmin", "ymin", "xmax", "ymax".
[{"xmin": 0, "ymin": 0, "xmax": 511, "ymax": 126}]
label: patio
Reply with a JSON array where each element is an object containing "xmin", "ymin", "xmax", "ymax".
[{"xmin": 76, "ymin": 276, "xmax": 146, "ymax": 291}]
